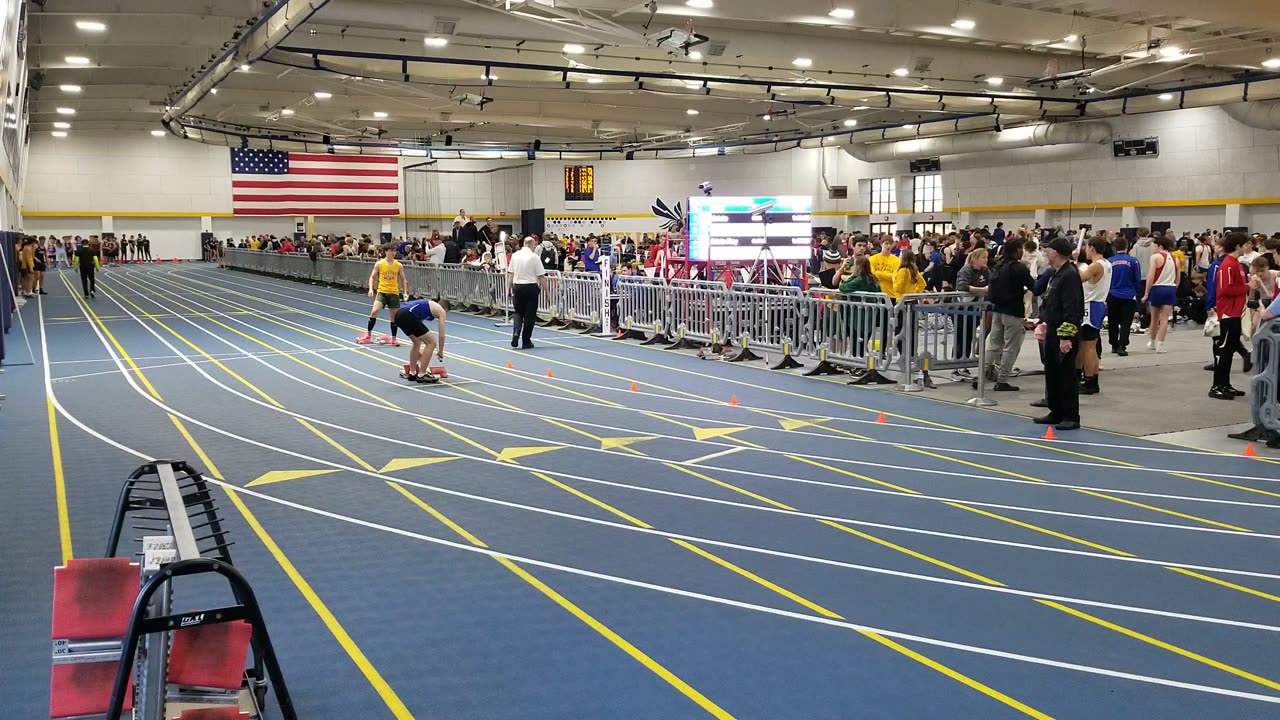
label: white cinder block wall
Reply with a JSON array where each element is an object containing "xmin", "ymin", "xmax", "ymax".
[{"xmin": 20, "ymin": 106, "xmax": 1280, "ymax": 250}]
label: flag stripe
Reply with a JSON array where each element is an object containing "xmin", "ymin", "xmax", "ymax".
[
  {"xmin": 285, "ymin": 167, "xmax": 399, "ymax": 177},
  {"xmin": 231, "ymin": 180, "xmax": 400, "ymax": 190},
  {"xmin": 234, "ymin": 194, "xmax": 400, "ymax": 203},
  {"xmin": 234, "ymin": 207, "xmax": 398, "ymax": 216},
  {"xmin": 289, "ymin": 153, "xmax": 399, "ymax": 164}
]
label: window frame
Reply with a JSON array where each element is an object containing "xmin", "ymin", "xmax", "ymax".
[{"xmin": 912, "ymin": 173, "xmax": 942, "ymax": 214}]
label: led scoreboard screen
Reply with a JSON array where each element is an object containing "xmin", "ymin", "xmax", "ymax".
[
  {"xmin": 686, "ymin": 196, "xmax": 813, "ymax": 262},
  {"xmin": 564, "ymin": 165, "xmax": 595, "ymax": 201}
]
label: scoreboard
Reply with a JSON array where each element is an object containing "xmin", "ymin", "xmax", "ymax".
[
  {"xmin": 564, "ymin": 165, "xmax": 595, "ymax": 201},
  {"xmin": 686, "ymin": 196, "xmax": 813, "ymax": 262}
]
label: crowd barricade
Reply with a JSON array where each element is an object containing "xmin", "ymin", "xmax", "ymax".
[
  {"xmin": 558, "ymin": 272, "xmax": 603, "ymax": 332},
  {"xmin": 802, "ymin": 291, "xmax": 896, "ymax": 378},
  {"xmin": 1252, "ymin": 320, "xmax": 1279, "ymax": 432},
  {"xmin": 615, "ymin": 275, "xmax": 671, "ymax": 343},
  {"xmin": 893, "ymin": 292, "xmax": 986, "ymax": 389}
]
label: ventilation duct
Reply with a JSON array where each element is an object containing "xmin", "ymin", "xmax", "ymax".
[
  {"xmin": 844, "ymin": 121, "xmax": 1112, "ymax": 163},
  {"xmin": 1221, "ymin": 101, "xmax": 1280, "ymax": 130}
]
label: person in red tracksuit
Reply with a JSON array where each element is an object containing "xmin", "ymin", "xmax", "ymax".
[{"xmin": 1210, "ymin": 232, "xmax": 1249, "ymax": 400}]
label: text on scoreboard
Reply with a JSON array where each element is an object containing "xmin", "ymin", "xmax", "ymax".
[{"xmin": 686, "ymin": 196, "xmax": 813, "ymax": 261}]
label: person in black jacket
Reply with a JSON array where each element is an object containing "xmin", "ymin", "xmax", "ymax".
[
  {"xmin": 73, "ymin": 239, "xmax": 100, "ymax": 298},
  {"xmin": 442, "ymin": 235, "xmax": 460, "ymax": 264},
  {"xmin": 1035, "ymin": 237, "xmax": 1085, "ymax": 430},
  {"xmin": 984, "ymin": 240, "xmax": 1035, "ymax": 391}
]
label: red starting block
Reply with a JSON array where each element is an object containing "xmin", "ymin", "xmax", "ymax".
[
  {"xmin": 428, "ymin": 365, "xmax": 448, "ymax": 378},
  {"xmin": 175, "ymin": 708, "xmax": 252, "ymax": 719},
  {"xmin": 50, "ymin": 662, "xmax": 134, "ymax": 718},
  {"xmin": 168, "ymin": 620, "xmax": 253, "ymax": 690}
]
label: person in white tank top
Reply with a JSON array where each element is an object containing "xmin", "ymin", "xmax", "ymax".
[
  {"xmin": 1077, "ymin": 237, "xmax": 1112, "ymax": 394},
  {"xmin": 1141, "ymin": 236, "xmax": 1181, "ymax": 352}
]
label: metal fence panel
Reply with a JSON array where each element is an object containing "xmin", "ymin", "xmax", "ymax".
[{"xmin": 1252, "ymin": 321, "xmax": 1279, "ymax": 432}]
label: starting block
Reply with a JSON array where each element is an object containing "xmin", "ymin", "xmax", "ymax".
[{"xmin": 428, "ymin": 365, "xmax": 448, "ymax": 378}]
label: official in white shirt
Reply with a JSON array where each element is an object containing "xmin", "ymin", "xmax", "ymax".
[
  {"xmin": 423, "ymin": 237, "xmax": 446, "ymax": 264},
  {"xmin": 454, "ymin": 208, "xmax": 470, "ymax": 226},
  {"xmin": 506, "ymin": 237, "xmax": 548, "ymax": 348}
]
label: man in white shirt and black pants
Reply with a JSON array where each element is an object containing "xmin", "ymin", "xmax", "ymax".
[{"xmin": 507, "ymin": 237, "xmax": 547, "ymax": 349}]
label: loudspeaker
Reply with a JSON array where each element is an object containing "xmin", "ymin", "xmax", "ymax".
[
  {"xmin": 533, "ymin": 139, "xmax": 542, "ymax": 150},
  {"xmin": 445, "ymin": 134, "xmax": 453, "ymax": 146}
]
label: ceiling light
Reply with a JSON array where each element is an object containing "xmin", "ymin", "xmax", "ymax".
[
  {"xmin": 313, "ymin": 91, "xmax": 332, "ymax": 99},
  {"xmin": 685, "ymin": 0, "xmax": 713, "ymax": 8},
  {"xmin": 52, "ymin": 131, "xmax": 68, "ymax": 137},
  {"xmin": 761, "ymin": 114, "xmax": 771, "ymax": 121},
  {"xmin": 373, "ymin": 111, "xmax": 388, "ymax": 118},
  {"xmin": 902, "ymin": 124, "xmax": 916, "ymax": 130},
  {"xmin": 844, "ymin": 119, "xmax": 858, "ymax": 127},
  {"xmin": 853, "ymin": 105, "xmax": 871, "ymax": 110},
  {"xmin": 563, "ymin": 44, "xmax": 585, "ymax": 54},
  {"xmin": 209, "ymin": 88, "xmax": 218, "ymax": 94},
  {"xmin": 1063, "ymin": 34, "xmax": 1079, "ymax": 43},
  {"xmin": 892, "ymin": 67, "xmax": 910, "ymax": 76},
  {"xmin": 1158, "ymin": 93, "xmax": 1174, "ymax": 101},
  {"xmin": 281, "ymin": 108, "xmax": 295, "ymax": 115},
  {"xmin": 151, "ymin": 130, "xmax": 166, "ymax": 137},
  {"xmin": 64, "ymin": 56, "xmax": 90, "ymax": 65},
  {"xmin": 59, "ymin": 84, "xmax": 81, "ymax": 93},
  {"xmin": 75, "ymin": 20, "xmax": 106, "ymax": 32},
  {"xmin": 586, "ymin": 77, "xmax": 603, "ymax": 84},
  {"xmin": 424, "ymin": 37, "xmax": 449, "ymax": 47},
  {"xmin": 1264, "ymin": 58, "xmax": 1280, "ymax": 69},
  {"xmin": 951, "ymin": 19, "xmax": 976, "ymax": 30},
  {"xmin": 239, "ymin": 64, "xmax": 250, "ymax": 72},
  {"xmin": 686, "ymin": 108, "xmax": 699, "ymax": 115},
  {"xmin": 829, "ymin": 8, "xmax": 855, "ymax": 19},
  {"xmin": 793, "ymin": 57, "xmax": 813, "ymax": 67},
  {"xmin": 482, "ymin": 73, "xmax": 497, "ymax": 80},
  {"xmin": 688, "ymin": 51, "xmax": 703, "ymax": 60},
  {"xmin": 985, "ymin": 76, "xmax": 1003, "ymax": 86},
  {"xmin": 53, "ymin": 122, "xmax": 70, "ymax": 129},
  {"xmin": 56, "ymin": 107, "xmax": 76, "ymax": 115},
  {"xmin": 1158, "ymin": 45, "xmax": 1183, "ymax": 58}
]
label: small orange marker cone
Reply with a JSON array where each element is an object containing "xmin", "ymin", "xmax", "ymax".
[
  {"xmin": 1245, "ymin": 442, "xmax": 1257, "ymax": 457},
  {"xmin": 172, "ymin": 258, "xmax": 179, "ymax": 263},
  {"xmin": 630, "ymin": 382, "xmax": 638, "ymax": 392},
  {"xmin": 505, "ymin": 360, "xmax": 513, "ymax": 369},
  {"xmin": 729, "ymin": 395, "xmax": 739, "ymax": 406},
  {"xmin": 1042, "ymin": 426, "xmax": 1057, "ymax": 440},
  {"xmin": 876, "ymin": 412, "xmax": 888, "ymax": 424},
  {"xmin": 546, "ymin": 369, "xmax": 554, "ymax": 378}
]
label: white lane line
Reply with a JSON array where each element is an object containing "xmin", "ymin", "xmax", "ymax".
[
  {"xmin": 40, "ymin": 294, "xmax": 1280, "ymax": 707},
  {"xmin": 166, "ymin": 267, "xmax": 1280, "ymax": 482},
  {"xmin": 76, "ymin": 272, "xmax": 1280, "ymax": 581},
  {"xmin": 686, "ymin": 447, "xmax": 746, "ymax": 465}
]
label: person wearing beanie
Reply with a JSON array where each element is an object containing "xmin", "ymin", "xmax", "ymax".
[
  {"xmin": 818, "ymin": 249, "xmax": 843, "ymax": 289},
  {"xmin": 1033, "ymin": 236, "xmax": 1085, "ymax": 430}
]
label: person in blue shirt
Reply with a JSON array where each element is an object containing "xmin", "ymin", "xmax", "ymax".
[
  {"xmin": 396, "ymin": 237, "xmax": 414, "ymax": 259},
  {"xmin": 393, "ymin": 298, "xmax": 447, "ymax": 383},
  {"xmin": 582, "ymin": 236, "xmax": 601, "ymax": 273},
  {"xmin": 992, "ymin": 222, "xmax": 1006, "ymax": 247},
  {"xmin": 1106, "ymin": 237, "xmax": 1143, "ymax": 356}
]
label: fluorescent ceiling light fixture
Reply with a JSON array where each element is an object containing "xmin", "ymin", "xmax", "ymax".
[
  {"xmin": 151, "ymin": 130, "xmax": 166, "ymax": 137},
  {"xmin": 56, "ymin": 107, "xmax": 76, "ymax": 115},
  {"xmin": 562, "ymin": 44, "xmax": 585, "ymax": 54},
  {"xmin": 586, "ymin": 77, "xmax": 603, "ymax": 84},
  {"xmin": 209, "ymin": 88, "xmax": 218, "ymax": 94},
  {"xmin": 951, "ymin": 19, "xmax": 975, "ymax": 30},
  {"xmin": 685, "ymin": 0, "xmax": 713, "ymax": 7},
  {"xmin": 853, "ymin": 105, "xmax": 871, "ymax": 110},
  {"xmin": 65, "ymin": 56, "xmax": 90, "ymax": 65},
  {"xmin": 53, "ymin": 122, "xmax": 70, "ymax": 129},
  {"xmin": 985, "ymin": 76, "xmax": 1003, "ymax": 86},
  {"xmin": 239, "ymin": 64, "xmax": 250, "ymax": 72},
  {"xmin": 482, "ymin": 73, "xmax": 497, "ymax": 80},
  {"xmin": 829, "ymin": 8, "xmax": 855, "ymax": 19},
  {"xmin": 1158, "ymin": 93, "xmax": 1174, "ymax": 100},
  {"xmin": 1158, "ymin": 45, "xmax": 1183, "ymax": 58},
  {"xmin": 373, "ymin": 111, "xmax": 388, "ymax": 118},
  {"xmin": 892, "ymin": 67, "xmax": 910, "ymax": 76},
  {"xmin": 902, "ymin": 124, "xmax": 916, "ymax": 130},
  {"xmin": 313, "ymin": 91, "xmax": 332, "ymax": 99},
  {"xmin": 281, "ymin": 108, "xmax": 295, "ymax": 115},
  {"xmin": 844, "ymin": 119, "xmax": 858, "ymax": 127},
  {"xmin": 761, "ymin": 114, "xmax": 771, "ymax": 121},
  {"xmin": 1063, "ymin": 34, "xmax": 1079, "ymax": 43},
  {"xmin": 59, "ymin": 84, "xmax": 82, "ymax": 93},
  {"xmin": 688, "ymin": 50, "xmax": 703, "ymax": 60},
  {"xmin": 1263, "ymin": 58, "xmax": 1280, "ymax": 69},
  {"xmin": 686, "ymin": 108, "xmax": 699, "ymax": 115},
  {"xmin": 424, "ymin": 37, "xmax": 449, "ymax": 47},
  {"xmin": 51, "ymin": 131, "xmax": 68, "ymax": 137},
  {"xmin": 75, "ymin": 20, "xmax": 106, "ymax": 32},
  {"xmin": 793, "ymin": 57, "xmax": 813, "ymax": 67}
]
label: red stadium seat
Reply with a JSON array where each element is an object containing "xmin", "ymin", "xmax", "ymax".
[
  {"xmin": 167, "ymin": 620, "xmax": 253, "ymax": 690},
  {"xmin": 51, "ymin": 558, "xmax": 140, "ymax": 640},
  {"xmin": 49, "ymin": 662, "xmax": 133, "ymax": 718}
]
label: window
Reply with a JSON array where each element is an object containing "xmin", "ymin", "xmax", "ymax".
[
  {"xmin": 870, "ymin": 178, "xmax": 896, "ymax": 215},
  {"xmin": 913, "ymin": 222, "xmax": 951, "ymax": 237},
  {"xmin": 870, "ymin": 222, "xmax": 898, "ymax": 238},
  {"xmin": 912, "ymin": 173, "xmax": 942, "ymax": 214}
]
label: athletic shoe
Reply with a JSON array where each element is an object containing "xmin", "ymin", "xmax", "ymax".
[
  {"xmin": 90, "ymin": 291, "xmax": 95, "ymax": 298},
  {"xmin": 1079, "ymin": 377, "xmax": 1099, "ymax": 395},
  {"xmin": 356, "ymin": 333, "xmax": 373, "ymax": 344},
  {"xmin": 511, "ymin": 338, "xmax": 519, "ymax": 348},
  {"xmin": 1155, "ymin": 342, "xmax": 1167, "ymax": 354},
  {"xmin": 376, "ymin": 335, "xmax": 391, "ymax": 345},
  {"xmin": 389, "ymin": 337, "xmax": 401, "ymax": 347},
  {"xmin": 38, "ymin": 290, "xmax": 47, "ymax": 295},
  {"xmin": 1208, "ymin": 386, "xmax": 1235, "ymax": 400},
  {"xmin": 1116, "ymin": 348, "xmax": 1128, "ymax": 357},
  {"xmin": 992, "ymin": 382, "xmax": 1019, "ymax": 392},
  {"xmin": 416, "ymin": 374, "xmax": 440, "ymax": 384},
  {"xmin": 1054, "ymin": 420, "xmax": 1081, "ymax": 431},
  {"xmin": 1030, "ymin": 398, "xmax": 1048, "ymax": 408},
  {"xmin": 522, "ymin": 342, "xmax": 535, "ymax": 349},
  {"xmin": 1226, "ymin": 386, "xmax": 1246, "ymax": 397},
  {"xmin": 1146, "ymin": 339, "xmax": 1155, "ymax": 350},
  {"xmin": 400, "ymin": 372, "xmax": 419, "ymax": 382},
  {"xmin": 1033, "ymin": 414, "xmax": 1061, "ymax": 424},
  {"xmin": 1203, "ymin": 362, "xmax": 1215, "ymax": 371}
]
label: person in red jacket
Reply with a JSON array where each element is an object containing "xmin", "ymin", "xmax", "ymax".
[
  {"xmin": 1210, "ymin": 232, "xmax": 1249, "ymax": 400},
  {"xmin": 279, "ymin": 238, "xmax": 296, "ymax": 254}
]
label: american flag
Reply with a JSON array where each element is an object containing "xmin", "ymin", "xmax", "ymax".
[{"xmin": 230, "ymin": 149, "xmax": 400, "ymax": 216}]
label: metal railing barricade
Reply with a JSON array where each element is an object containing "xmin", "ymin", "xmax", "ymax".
[
  {"xmin": 1251, "ymin": 319, "xmax": 1279, "ymax": 434},
  {"xmin": 803, "ymin": 291, "xmax": 896, "ymax": 380},
  {"xmin": 720, "ymin": 286, "xmax": 808, "ymax": 368},
  {"xmin": 557, "ymin": 272, "xmax": 603, "ymax": 333},
  {"xmin": 615, "ymin": 275, "xmax": 671, "ymax": 344},
  {"xmin": 894, "ymin": 292, "xmax": 988, "ymax": 392}
]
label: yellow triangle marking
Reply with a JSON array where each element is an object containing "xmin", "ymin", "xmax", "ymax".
[
  {"xmin": 496, "ymin": 446, "xmax": 564, "ymax": 463},
  {"xmin": 779, "ymin": 417, "xmax": 829, "ymax": 431},
  {"xmin": 247, "ymin": 469, "xmax": 340, "ymax": 487},
  {"xmin": 692, "ymin": 426, "xmax": 751, "ymax": 441},
  {"xmin": 600, "ymin": 436, "xmax": 658, "ymax": 450},
  {"xmin": 379, "ymin": 457, "xmax": 458, "ymax": 473}
]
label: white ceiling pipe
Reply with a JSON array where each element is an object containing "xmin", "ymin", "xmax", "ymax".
[
  {"xmin": 843, "ymin": 121, "xmax": 1111, "ymax": 162},
  {"xmin": 1220, "ymin": 100, "xmax": 1280, "ymax": 130}
]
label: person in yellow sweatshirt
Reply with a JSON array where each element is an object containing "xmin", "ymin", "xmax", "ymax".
[
  {"xmin": 892, "ymin": 249, "xmax": 926, "ymax": 299},
  {"xmin": 869, "ymin": 235, "xmax": 902, "ymax": 298}
]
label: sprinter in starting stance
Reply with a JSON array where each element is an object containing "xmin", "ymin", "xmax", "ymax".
[
  {"xmin": 360, "ymin": 244, "xmax": 407, "ymax": 345},
  {"xmin": 395, "ymin": 298, "xmax": 447, "ymax": 383}
]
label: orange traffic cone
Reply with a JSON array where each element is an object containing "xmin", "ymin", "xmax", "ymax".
[
  {"xmin": 545, "ymin": 369, "xmax": 554, "ymax": 378},
  {"xmin": 729, "ymin": 395, "xmax": 739, "ymax": 406},
  {"xmin": 875, "ymin": 412, "xmax": 888, "ymax": 424},
  {"xmin": 1245, "ymin": 442, "xmax": 1257, "ymax": 457},
  {"xmin": 1042, "ymin": 426, "xmax": 1057, "ymax": 440},
  {"xmin": 630, "ymin": 382, "xmax": 638, "ymax": 392},
  {"xmin": 172, "ymin": 258, "xmax": 179, "ymax": 263},
  {"xmin": 505, "ymin": 360, "xmax": 513, "ymax": 369}
]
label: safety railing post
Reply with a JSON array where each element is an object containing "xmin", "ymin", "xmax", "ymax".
[{"xmin": 967, "ymin": 308, "xmax": 997, "ymax": 407}]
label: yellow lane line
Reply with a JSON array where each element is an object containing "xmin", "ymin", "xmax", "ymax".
[
  {"xmin": 787, "ymin": 455, "xmax": 922, "ymax": 495},
  {"xmin": 46, "ymin": 391, "xmax": 74, "ymax": 563},
  {"xmin": 817, "ymin": 520, "xmax": 1007, "ymax": 587},
  {"xmin": 60, "ymin": 274, "xmax": 163, "ymax": 400},
  {"xmin": 943, "ymin": 502, "xmax": 1136, "ymax": 557},
  {"xmin": 1165, "ymin": 568, "xmax": 1280, "ymax": 604},
  {"xmin": 297, "ymin": 418, "xmax": 378, "ymax": 473},
  {"xmin": 1070, "ymin": 488, "xmax": 1252, "ymax": 533}
]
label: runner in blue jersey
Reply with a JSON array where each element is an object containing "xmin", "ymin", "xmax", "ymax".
[{"xmin": 395, "ymin": 298, "xmax": 448, "ymax": 383}]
